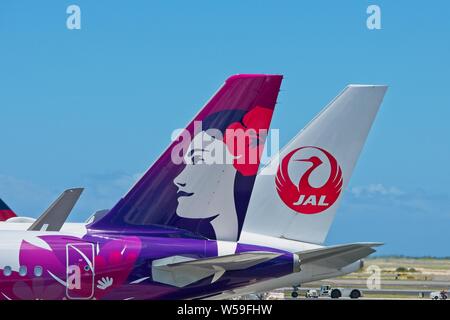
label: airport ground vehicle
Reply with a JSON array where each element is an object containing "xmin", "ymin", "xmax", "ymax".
[
  {"xmin": 305, "ymin": 289, "xmax": 319, "ymax": 298},
  {"xmin": 329, "ymin": 287, "xmax": 363, "ymax": 299},
  {"xmin": 299, "ymin": 285, "xmax": 362, "ymax": 299},
  {"xmin": 430, "ymin": 290, "xmax": 448, "ymax": 300},
  {"xmin": 319, "ymin": 285, "xmax": 332, "ymax": 296}
]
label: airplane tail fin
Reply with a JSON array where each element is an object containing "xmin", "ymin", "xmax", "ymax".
[
  {"xmin": 242, "ymin": 85, "xmax": 388, "ymax": 245},
  {"xmin": 91, "ymin": 74, "xmax": 283, "ymax": 242},
  {"xmin": 0, "ymin": 198, "xmax": 17, "ymax": 221},
  {"xmin": 28, "ymin": 188, "xmax": 83, "ymax": 231}
]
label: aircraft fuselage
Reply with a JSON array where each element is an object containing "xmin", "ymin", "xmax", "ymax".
[{"xmin": 0, "ymin": 228, "xmax": 294, "ymax": 300}]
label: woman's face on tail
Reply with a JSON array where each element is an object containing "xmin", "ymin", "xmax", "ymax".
[{"xmin": 174, "ymin": 131, "xmax": 237, "ymax": 219}]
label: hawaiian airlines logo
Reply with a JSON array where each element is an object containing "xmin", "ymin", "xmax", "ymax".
[{"xmin": 275, "ymin": 146, "xmax": 343, "ymax": 214}]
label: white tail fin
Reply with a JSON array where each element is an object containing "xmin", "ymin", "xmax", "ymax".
[{"xmin": 242, "ymin": 85, "xmax": 388, "ymax": 245}]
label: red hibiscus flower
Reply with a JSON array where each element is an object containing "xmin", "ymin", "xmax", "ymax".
[{"xmin": 224, "ymin": 106, "xmax": 273, "ymax": 176}]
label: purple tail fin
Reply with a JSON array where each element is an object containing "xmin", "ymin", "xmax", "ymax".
[
  {"xmin": 91, "ymin": 74, "xmax": 283, "ymax": 241},
  {"xmin": 0, "ymin": 198, "xmax": 17, "ymax": 221}
]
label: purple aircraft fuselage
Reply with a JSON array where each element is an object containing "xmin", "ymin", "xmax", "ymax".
[{"xmin": 0, "ymin": 228, "xmax": 295, "ymax": 300}]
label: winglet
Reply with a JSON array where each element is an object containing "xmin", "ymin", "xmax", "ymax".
[{"xmin": 28, "ymin": 188, "xmax": 84, "ymax": 231}]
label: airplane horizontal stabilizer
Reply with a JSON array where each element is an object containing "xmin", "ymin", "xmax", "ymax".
[
  {"xmin": 152, "ymin": 251, "xmax": 282, "ymax": 288},
  {"xmin": 297, "ymin": 243, "xmax": 382, "ymax": 269}
]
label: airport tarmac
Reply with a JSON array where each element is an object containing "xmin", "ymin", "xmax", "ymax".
[{"xmin": 244, "ymin": 257, "xmax": 450, "ymax": 300}]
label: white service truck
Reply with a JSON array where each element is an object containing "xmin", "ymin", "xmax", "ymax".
[
  {"xmin": 430, "ymin": 290, "xmax": 448, "ymax": 300},
  {"xmin": 319, "ymin": 285, "xmax": 363, "ymax": 299}
]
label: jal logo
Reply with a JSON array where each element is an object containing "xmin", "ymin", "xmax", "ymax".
[{"xmin": 275, "ymin": 146, "xmax": 343, "ymax": 214}]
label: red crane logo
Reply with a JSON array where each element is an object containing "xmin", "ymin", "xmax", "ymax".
[{"xmin": 275, "ymin": 146, "xmax": 343, "ymax": 214}]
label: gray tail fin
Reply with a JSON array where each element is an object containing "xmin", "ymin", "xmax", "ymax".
[{"xmin": 28, "ymin": 188, "xmax": 83, "ymax": 231}]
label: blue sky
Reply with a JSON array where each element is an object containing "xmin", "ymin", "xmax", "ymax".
[{"xmin": 0, "ymin": 1, "xmax": 449, "ymax": 256}]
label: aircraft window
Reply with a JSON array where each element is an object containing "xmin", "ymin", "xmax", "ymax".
[
  {"xmin": 34, "ymin": 266, "xmax": 43, "ymax": 277},
  {"xmin": 3, "ymin": 266, "xmax": 12, "ymax": 277},
  {"xmin": 19, "ymin": 265, "xmax": 27, "ymax": 277}
]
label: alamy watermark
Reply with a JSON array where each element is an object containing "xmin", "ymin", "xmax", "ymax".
[
  {"xmin": 366, "ymin": 265, "xmax": 382, "ymax": 290},
  {"xmin": 63, "ymin": 5, "xmax": 382, "ymax": 31},
  {"xmin": 66, "ymin": 5, "xmax": 81, "ymax": 30},
  {"xmin": 367, "ymin": 5, "xmax": 382, "ymax": 30}
]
